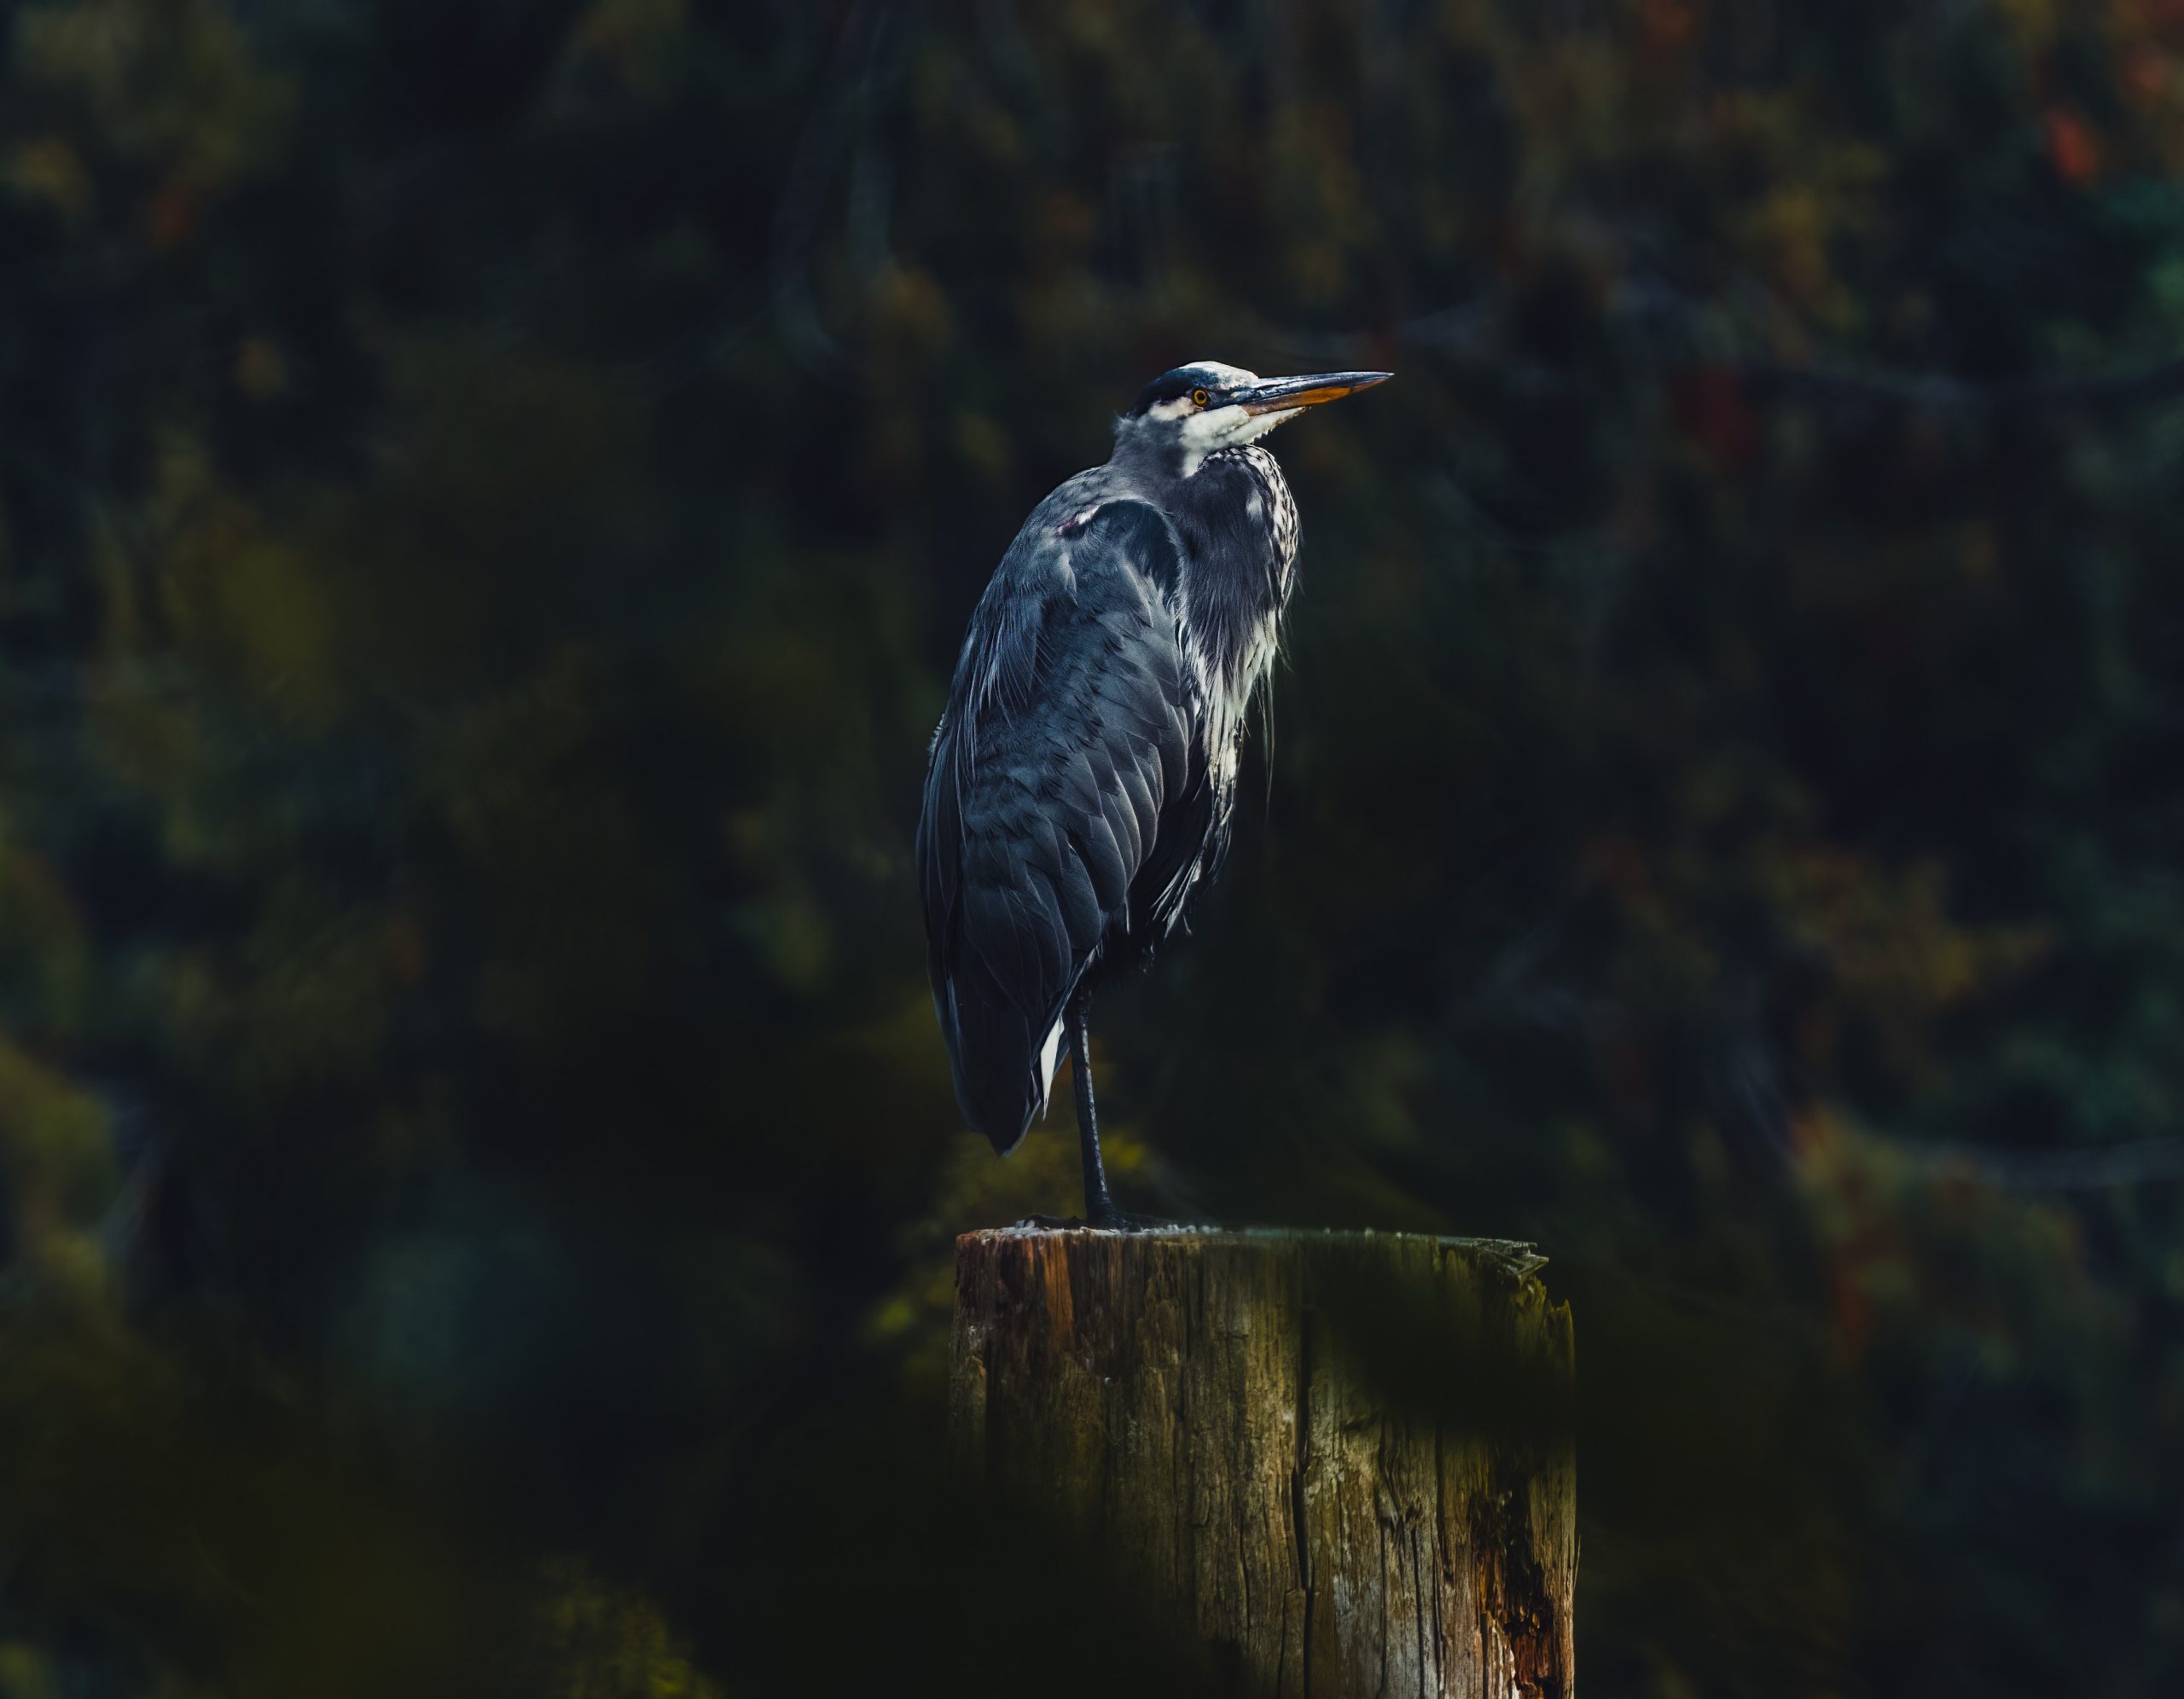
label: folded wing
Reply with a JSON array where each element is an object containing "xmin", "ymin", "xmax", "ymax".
[{"xmin": 917, "ymin": 501, "xmax": 1211, "ymax": 1153}]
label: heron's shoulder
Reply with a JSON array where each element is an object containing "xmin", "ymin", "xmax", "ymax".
[
  {"xmin": 1004, "ymin": 475, "xmax": 1178, "ymax": 587},
  {"xmin": 1010, "ymin": 469, "xmax": 1130, "ymax": 537}
]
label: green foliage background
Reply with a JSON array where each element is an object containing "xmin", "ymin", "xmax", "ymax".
[{"xmin": 4, "ymin": 1, "xmax": 2184, "ymax": 1692}]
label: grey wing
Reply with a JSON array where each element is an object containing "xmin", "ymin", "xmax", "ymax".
[{"xmin": 917, "ymin": 500, "xmax": 1204, "ymax": 1154}]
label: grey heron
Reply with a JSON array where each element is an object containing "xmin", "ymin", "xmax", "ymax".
[{"xmin": 917, "ymin": 360, "xmax": 1391, "ymax": 1226}]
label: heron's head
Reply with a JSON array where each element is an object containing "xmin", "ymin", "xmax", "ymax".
[{"xmin": 1116, "ymin": 361, "xmax": 1391, "ymax": 477}]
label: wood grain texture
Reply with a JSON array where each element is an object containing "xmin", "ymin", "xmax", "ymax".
[{"xmin": 951, "ymin": 1226, "xmax": 1576, "ymax": 1697}]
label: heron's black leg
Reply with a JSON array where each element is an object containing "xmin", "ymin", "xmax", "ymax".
[
  {"xmin": 1017, "ymin": 990, "xmax": 1162, "ymax": 1232},
  {"xmin": 1068, "ymin": 990, "xmax": 1119, "ymax": 1225}
]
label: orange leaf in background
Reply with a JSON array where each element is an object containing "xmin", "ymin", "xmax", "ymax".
[
  {"xmin": 147, "ymin": 178, "xmax": 198, "ymax": 250},
  {"xmin": 1789, "ymin": 1108, "xmax": 1831, "ymax": 1162},
  {"xmin": 1830, "ymin": 1264, "xmax": 1872, "ymax": 1356},
  {"xmin": 1671, "ymin": 365, "xmax": 1757, "ymax": 470},
  {"xmin": 2122, "ymin": 44, "xmax": 2171, "ymax": 105},
  {"xmin": 2045, "ymin": 107, "xmax": 2102, "ymax": 184},
  {"xmin": 1637, "ymin": 0, "xmax": 1696, "ymax": 49}
]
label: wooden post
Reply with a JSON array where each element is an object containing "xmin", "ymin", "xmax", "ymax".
[{"xmin": 950, "ymin": 1226, "xmax": 1577, "ymax": 1698}]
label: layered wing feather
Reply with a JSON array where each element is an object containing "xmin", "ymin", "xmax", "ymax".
[{"xmin": 917, "ymin": 499, "xmax": 1212, "ymax": 1153}]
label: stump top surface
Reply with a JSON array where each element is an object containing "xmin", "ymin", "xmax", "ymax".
[{"xmin": 957, "ymin": 1223, "xmax": 1550, "ymax": 1279}]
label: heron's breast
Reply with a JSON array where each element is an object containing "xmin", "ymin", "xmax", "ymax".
[
  {"xmin": 1211, "ymin": 445, "xmax": 1297, "ymax": 713},
  {"xmin": 1223, "ymin": 445, "xmax": 1298, "ymax": 590},
  {"xmin": 1160, "ymin": 444, "xmax": 1302, "ymax": 787}
]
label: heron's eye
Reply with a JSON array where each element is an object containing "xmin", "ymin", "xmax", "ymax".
[{"xmin": 1192, "ymin": 388, "xmax": 1211, "ymax": 407}]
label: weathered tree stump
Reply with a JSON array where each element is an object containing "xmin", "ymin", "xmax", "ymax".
[{"xmin": 951, "ymin": 1226, "xmax": 1577, "ymax": 1697}]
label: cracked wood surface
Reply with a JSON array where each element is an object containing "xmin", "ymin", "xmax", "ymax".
[{"xmin": 951, "ymin": 1227, "xmax": 1577, "ymax": 1697}]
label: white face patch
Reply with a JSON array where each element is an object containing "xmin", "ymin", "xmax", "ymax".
[
  {"xmin": 1133, "ymin": 361, "xmax": 1306, "ymax": 474},
  {"xmin": 1178, "ymin": 403, "xmax": 1298, "ymax": 475},
  {"xmin": 1167, "ymin": 360, "xmax": 1304, "ymax": 475}
]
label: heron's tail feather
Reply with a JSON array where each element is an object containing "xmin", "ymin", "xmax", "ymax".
[{"xmin": 937, "ymin": 954, "xmax": 1072, "ymax": 1156}]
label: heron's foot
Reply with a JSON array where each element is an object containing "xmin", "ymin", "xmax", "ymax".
[{"xmin": 1087, "ymin": 1202, "xmax": 1169, "ymax": 1232}]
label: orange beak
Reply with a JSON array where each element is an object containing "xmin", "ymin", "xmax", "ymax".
[{"xmin": 1234, "ymin": 370, "xmax": 1394, "ymax": 415}]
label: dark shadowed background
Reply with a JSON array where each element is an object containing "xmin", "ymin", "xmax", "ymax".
[{"xmin": 4, "ymin": 2, "xmax": 2184, "ymax": 1693}]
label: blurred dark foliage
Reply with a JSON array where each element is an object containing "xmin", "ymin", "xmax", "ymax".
[{"xmin": 4, "ymin": 0, "xmax": 2184, "ymax": 1692}]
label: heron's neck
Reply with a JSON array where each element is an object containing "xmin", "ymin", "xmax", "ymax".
[
  {"xmin": 1165, "ymin": 445, "xmax": 1298, "ymax": 717},
  {"xmin": 1107, "ymin": 422, "xmax": 1188, "ymax": 486}
]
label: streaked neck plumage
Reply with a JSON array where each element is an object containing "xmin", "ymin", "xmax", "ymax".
[{"xmin": 1107, "ymin": 420, "xmax": 1301, "ymax": 770}]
